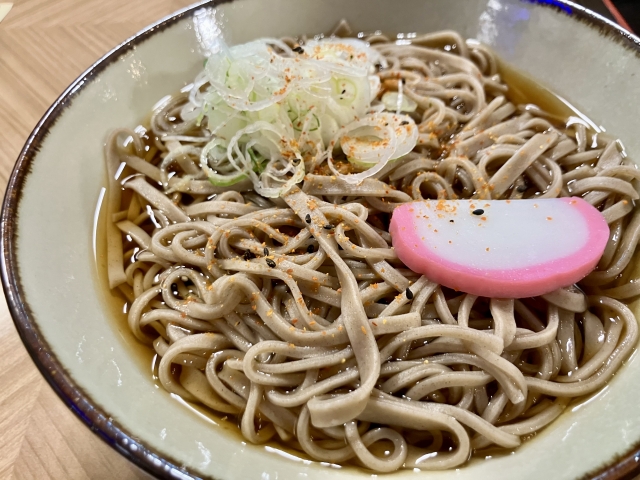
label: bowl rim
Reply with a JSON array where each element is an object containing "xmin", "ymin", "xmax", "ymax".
[{"xmin": 1, "ymin": 1, "xmax": 639, "ymax": 479}]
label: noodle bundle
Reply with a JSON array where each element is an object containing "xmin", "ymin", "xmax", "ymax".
[{"xmin": 103, "ymin": 29, "xmax": 640, "ymax": 472}]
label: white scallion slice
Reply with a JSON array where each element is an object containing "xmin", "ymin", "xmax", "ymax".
[
  {"xmin": 333, "ymin": 113, "xmax": 418, "ymax": 182},
  {"xmin": 381, "ymin": 91, "xmax": 418, "ymax": 113}
]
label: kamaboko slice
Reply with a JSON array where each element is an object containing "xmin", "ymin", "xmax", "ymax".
[{"xmin": 390, "ymin": 198, "xmax": 609, "ymax": 298}]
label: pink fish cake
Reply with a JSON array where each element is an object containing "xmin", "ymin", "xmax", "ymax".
[{"xmin": 389, "ymin": 198, "xmax": 609, "ymax": 298}]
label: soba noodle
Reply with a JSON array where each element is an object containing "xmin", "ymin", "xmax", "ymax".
[{"xmin": 103, "ymin": 29, "xmax": 639, "ymax": 472}]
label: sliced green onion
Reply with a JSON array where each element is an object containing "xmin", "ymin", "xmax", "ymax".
[
  {"xmin": 208, "ymin": 171, "xmax": 248, "ymax": 187},
  {"xmin": 248, "ymin": 148, "xmax": 267, "ymax": 174},
  {"xmin": 291, "ymin": 112, "xmax": 320, "ymax": 132},
  {"xmin": 381, "ymin": 91, "xmax": 418, "ymax": 113},
  {"xmin": 347, "ymin": 156, "xmax": 399, "ymax": 171},
  {"xmin": 333, "ymin": 77, "xmax": 358, "ymax": 105}
]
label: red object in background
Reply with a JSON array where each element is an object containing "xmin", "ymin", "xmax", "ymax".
[
  {"xmin": 604, "ymin": 0, "xmax": 634, "ymax": 32},
  {"xmin": 578, "ymin": 0, "xmax": 637, "ymax": 33}
]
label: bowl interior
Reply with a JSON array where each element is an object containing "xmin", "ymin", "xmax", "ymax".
[{"xmin": 6, "ymin": 0, "xmax": 640, "ymax": 479}]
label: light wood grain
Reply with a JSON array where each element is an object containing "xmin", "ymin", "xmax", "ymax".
[
  {"xmin": 0, "ymin": 1, "xmax": 635, "ymax": 479},
  {"xmin": 0, "ymin": 0, "xmax": 193, "ymax": 478}
]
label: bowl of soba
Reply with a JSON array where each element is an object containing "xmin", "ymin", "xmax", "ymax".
[{"xmin": 3, "ymin": 0, "xmax": 640, "ymax": 478}]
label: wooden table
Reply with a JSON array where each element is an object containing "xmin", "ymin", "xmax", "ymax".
[{"xmin": 0, "ymin": 1, "xmax": 192, "ymax": 477}]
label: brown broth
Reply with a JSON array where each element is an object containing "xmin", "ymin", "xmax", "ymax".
[{"xmin": 94, "ymin": 181, "xmax": 257, "ymax": 442}]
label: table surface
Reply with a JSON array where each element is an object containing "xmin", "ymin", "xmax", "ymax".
[
  {"xmin": 0, "ymin": 1, "xmax": 192, "ymax": 478},
  {"xmin": 0, "ymin": 0, "xmax": 636, "ymax": 479}
]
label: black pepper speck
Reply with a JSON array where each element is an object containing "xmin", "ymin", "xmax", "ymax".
[{"xmin": 472, "ymin": 209, "xmax": 484, "ymax": 216}]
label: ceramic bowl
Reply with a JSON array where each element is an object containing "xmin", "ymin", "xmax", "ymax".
[{"xmin": 3, "ymin": 0, "xmax": 640, "ymax": 478}]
